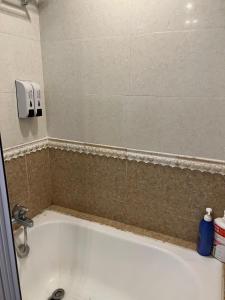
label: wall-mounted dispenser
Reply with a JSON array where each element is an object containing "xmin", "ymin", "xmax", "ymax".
[
  {"xmin": 15, "ymin": 80, "xmax": 43, "ymax": 118},
  {"xmin": 31, "ymin": 82, "xmax": 43, "ymax": 117},
  {"xmin": 15, "ymin": 80, "xmax": 35, "ymax": 118},
  {"xmin": 21, "ymin": 0, "xmax": 30, "ymax": 5}
]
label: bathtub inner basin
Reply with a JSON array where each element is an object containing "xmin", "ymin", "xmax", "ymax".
[{"xmin": 15, "ymin": 211, "xmax": 223, "ymax": 300}]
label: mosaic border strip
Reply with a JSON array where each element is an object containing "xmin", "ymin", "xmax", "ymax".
[
  {"xmin": 3, "ymin": 138, "xmax": 49, "ymax": 161},
  {"xmin": 4, "ymin": 137, "xmax": 225, "ymax": 175}
]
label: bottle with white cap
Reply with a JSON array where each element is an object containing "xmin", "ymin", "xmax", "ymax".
[
  {"xmin": 213, "ymin": 211, "xmax": 225, "ymax": 262},
  {"xmin": 197, "ymin": 208, "xmax": 214, "ymax": 256}
]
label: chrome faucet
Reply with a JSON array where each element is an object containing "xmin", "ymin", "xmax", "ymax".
[
  {"xmin": 11, "ymin": 204, "xmax": 33, "ymax": 258},
  {"xmin": 12, "ymin": 204, "xmax": 33, "ymax": 228}
]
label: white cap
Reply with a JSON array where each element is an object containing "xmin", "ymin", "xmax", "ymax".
[
  {"xmin": 204, "ymin": 208, "xmax": 212, "ymax": 222},
  {"xmin": 223, "ymin": 210, "xmax": 225, "ymax": 220}
]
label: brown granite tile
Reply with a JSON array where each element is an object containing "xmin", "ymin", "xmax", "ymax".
[
  {"xmin": 50, "ymin": 150, "xmax": 128, "ymax": 220},
  {"xmin": 126, "ymin": 161, "xmax": 193, "ymax": 217},
  {"xmin": 26, "ymin": 149, "xmax": 52, "ymax": 218},
  {"xmin": 189, "ymin": 171, "xmax": 225, "ymax": 218},
  {"xmin": 84, "ymin": 155, "xmax": 127, "ymax": 220},
  {"xmin": 49, "ymin": 149, "xmax": 87, "ymax": 211},
  {"xmin": 121, "ymin": 200, "xmax": 199, "ymax": 242},
  {"xmin": 125, "ymin": 161, "xmax": 225, "ymax": 241},
  {"xmin": 48, "ymin": 149, "xmax": 225, "ymax": 243},
  {"xmin": 4, "ymin": 156, "xmax": 29, "ymax": 212}
]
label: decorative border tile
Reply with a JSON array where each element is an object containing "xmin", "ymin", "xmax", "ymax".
[
  {"xmin": 3, "ymin": 138, "xmax": 48, "ymax": 161},
  {"xmin": 48, "ymin": 138, "xmax": 127, "ymax": 160},
  {"xmin": 3, "ymin": 137, "xmax": 225, "ymax": 175}
]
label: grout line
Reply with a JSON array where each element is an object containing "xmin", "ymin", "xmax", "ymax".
[
  {"xmin": 44, "ymin": 90, "xmax": 225, "ymax": 99},
  {"xmin": 40, "ymin": 27, "xmax": 225, "ymax": 43},
  {"xmin": 0, "ymin": 30, "xmax": 40, "ymax": 42},
  {"xmin": 0, "ymin": 91, "xmax": 15, "ymax": 94},
  {"xmin": 47, "ymin": 147, "xmax": 54, "ymax": 206},
  {"xmin": 1, "ymin": 90, "xmax": 225, "ymax": 99},
  {"xmin": 24, "ymin": 154, "xmax": 31, "ymax": 206}
]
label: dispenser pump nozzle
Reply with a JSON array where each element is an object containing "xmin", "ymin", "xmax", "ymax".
[
  {"xmin": 223, "ymin": 210, "xmax": 225, "ymax": 219},
  {"xmin": 204, "ymin": 208, "xmax": 212, "ymax": 222}
]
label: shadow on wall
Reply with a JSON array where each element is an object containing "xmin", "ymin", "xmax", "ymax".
[{"xmin": 19, "ymin": 118, "xmax": 38, "ymax": 138}]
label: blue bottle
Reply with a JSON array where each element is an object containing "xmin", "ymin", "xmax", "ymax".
[{"xmin": 197, "ymin": 208, "xmax": 214, "ymax": 256}]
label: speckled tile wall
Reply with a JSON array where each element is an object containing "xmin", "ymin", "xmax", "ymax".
[
  {"xmin": 5, "ymin": 149, "xmax": 51, "ymax": 218},
  {"xmin": 40, "ymin": 0, "xmax": 225, "ymax": 162},
  {"xmin": 49, "ymin": 149, "xmax": 225, "ymax": 243},
  {"xmin": 4, "ymin": 148, "xmax": 225, "ymax": 242},
  {"xmin": 0, "ymin": 3, "xmax": 47, "ymax": 149}
]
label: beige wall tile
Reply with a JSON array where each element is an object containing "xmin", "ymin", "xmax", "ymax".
[
  {"xmin": 45, "ymin": 90, "xmax": 85, "ymax": 142},
  {"xmin": 40, "ymin": 1, "xmax": 225, "ymax": 161},
  {"xmin": 131, "ymin": 30, "xmax": 225, "ymax": 98},
  {"xmin": 39, "ymin": 0, "xmax": 79, "ymax": 41},
  {"xmin": 123, "ymin": 96, "xmax": 225, "ymax": 160},
  {"xmin": 0, "ymin": 33, "xmax": 43, "ymax": 94},
  {"xmin": 131, "ymin": 0, "xmax": 225, "ymax": 35},
  {"xmin": 39, "ymin": 0, "xmax": 131, "ymax": 41},
  {"xmin": 81, "ymin": 37, "xmax": 130, "ymax": 95},
  {"xmin": 41, "ymin": 40, "xmax": 82, "ymax": 94},
  {"xmin": 0, "ymin": 33, "xmax": 44, "ymax": 94},
  {"xmin": 0, "ymin": 36, "xmax": 13, "ymax": 93},
  {"xmin": 0, "ymin": 3, "xmax": 47, "ymax": 149},
  {"xmin": 122, "ymin": 96, "xmax": 162, "ymax": 153},
  {"xmin": 83, "ymin": 94, "xmax": 124, "ymax": 147},
  {"xmin": 14, "ymin": 37, "xmax": 44, "ymax": 93},
  {"xmin": 0, "ymin": 92, "xmax": 47, "ymax": 149},
  {"xmin": 41, "ymin": 39, "xmax": 84, "ymax": 141},
  {"xmin": 0, "ymin": 4, "xmax": 40, "ymax": 40}
]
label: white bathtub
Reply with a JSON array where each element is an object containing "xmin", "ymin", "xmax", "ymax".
[{"xmin": 15, "ymin": 210, "xmax": 223, "ymax": 300}]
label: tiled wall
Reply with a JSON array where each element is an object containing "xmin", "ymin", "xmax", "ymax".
[
  {"xmin": 5, "ymin": 147, "xmax": 225, "ymax": 242},
  {"xmin": 50, "ymin": 149, "xmax": 225, "ymax": 242},
  {"xmin": 3, "ymin": 0, "xmax": 225, "ymax": 244},
  {"xmin": 4, "ymin": 149, "xmax": 51, "ymax": 218},
  {"xmin": 0, "ymin": 2, "xmax": 47, "ymax": 149},
  {"xmin": 40, "ymin": 0, "xmax": 225, "ymax": 161}
]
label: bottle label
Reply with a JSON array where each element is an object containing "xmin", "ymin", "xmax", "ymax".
[
  {"xmin": 213, "ymin": 224, "xmax": 225, "ymax": 262},
  {"xmin": 214, "ymin": 224, "xmax": 225, "ymax": 237}
]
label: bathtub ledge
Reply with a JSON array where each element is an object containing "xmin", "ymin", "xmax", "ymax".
[{"xmin": 48, "ymin": 205, "xmax": 196, "ymax": 251}]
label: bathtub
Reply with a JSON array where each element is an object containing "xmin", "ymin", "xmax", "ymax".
[{"xmin": 15, "ymin": 210, "xmax": 223, "ymax": 300}]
